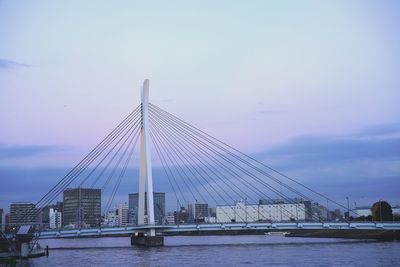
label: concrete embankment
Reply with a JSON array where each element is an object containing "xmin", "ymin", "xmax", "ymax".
[
  {"xmin": 286, "ymin": 229, "xmax": 400, "ymax": 240},
  {"xmin": 162, "ymin": 229, "xmax": 400, "ymax": 240}
]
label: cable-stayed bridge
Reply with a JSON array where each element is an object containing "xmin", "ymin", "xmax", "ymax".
[{"xmin": 4, "ymin": 80, "xmax": 399, "ymax": 255}]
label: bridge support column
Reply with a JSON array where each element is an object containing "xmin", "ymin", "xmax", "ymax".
[
  {"xmin": 20, "ymin": 242, "xmax": 29, "ymax": 258},
  {"xmin": 138, "ymin": 79, "xmax": 155, "ymax": 231},
  {"xmin": 131, "ymin": 233, "xmax": 164, "ymax": 247}
]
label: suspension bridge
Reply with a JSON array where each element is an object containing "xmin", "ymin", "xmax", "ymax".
[{"xmin": 2, "ymin": 80, "xmax": 399, "ymax": 257}]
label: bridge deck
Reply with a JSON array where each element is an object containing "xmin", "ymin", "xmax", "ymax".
[{"xmin": 36, "ymin": 222, "xmax": 400, "ymax": 239}]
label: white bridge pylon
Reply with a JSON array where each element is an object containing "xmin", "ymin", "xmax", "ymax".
[{"xmin": 138, "ymin": 79, "xmax": 156, "ymax": 236}]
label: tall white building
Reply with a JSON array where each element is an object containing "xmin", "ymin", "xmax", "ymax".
[
  {"xmin": 216, "ymin": 201, "xmax": 307, "ymax": 223},
  {"xmin": 115, "ymin": 203, "xmax": 128, "ymax": 226},
  {"xmin": 49, "ymin": 208, "xmax": 62, "ymax": 229}
]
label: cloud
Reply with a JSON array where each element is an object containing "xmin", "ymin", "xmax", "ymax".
[
  {"xmin": 0, "ymin": 144, "xmax": 66, "ymax": 159},
  {"xmin": 0, "ymin": 59, "xmax": 31, "ymax": 69},
  {"xmin": 357, "ymin": 123, "xmax": 400, "ymax": 137},
  {"xmin": 248, "ymin": 123, "xmax": 400, "ymax": 206},
  {"xmin": 257, "ymin": 124, "xmax": 400, "ymax": 171}
]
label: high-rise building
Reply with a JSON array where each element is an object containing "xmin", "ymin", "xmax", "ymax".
[
  {"xmin": 49, "ymin": 208, "xmax": 62, "ymax": 229},
  {"xmin": 0, "ymin": 208, "xmax": 5, "ymax": 232},
  {"xmin": 153, "ymin": 193, "xmax": 165, "ymax": 224},
  {"xmin": 188, "ymin": 203, "xmax": 209, "ymax": 223},
  {"xmin": 115, "ymin": 203, "xmax": 129, "ymax": 226},
  {"xmin": 9, "ymin": 202, "xmax": 36, "ymax": 228},
  {"xmin": 128, "ymin": 192, "xmax": 165, "ymax": 225},
  {"xmin": 63, "ymin": 188, "xmax": 101, "ymax": 228},
  {"xmin": 39, "ymin": 202, "xmax": 63, "ymax": 229},
  {"xmin": 128, "ymin": 194, "xmax": 138, "ymax": 225}
]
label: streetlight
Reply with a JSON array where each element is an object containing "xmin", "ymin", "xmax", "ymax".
[
  {"xmin": 346, "ymin": 197, "xmax": 350, "ymax": 220},
  {"xmin": 245, "ymin": 198, "xmax": 247, "ymax": 224},
  {"xmin": 326, "ymin": 199, "xmax": 329, "ymax": 221},
  {"xmin": 176, "ymin": 200, "xmax": 180, "ymax": 227},
  {"xmin": 195, "ymin": 199, "xmax": 200, "ymax": 225}
]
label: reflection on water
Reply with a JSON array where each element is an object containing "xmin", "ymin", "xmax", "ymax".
[{"xmin": 15, "ymin": 236, "xmax": 400, "ymax": 267}]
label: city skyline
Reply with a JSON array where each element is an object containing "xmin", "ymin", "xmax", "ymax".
[
  {"xmin": 3, "ymin": 189, "xmax": 399, "ymax": 221},
  {"xmin": 1, "ymin": 1, "xmax": 400, "ymax": 212},
  {"xmin": 4, "ymin": 191, "xmax": 399, "ymax": 230}
]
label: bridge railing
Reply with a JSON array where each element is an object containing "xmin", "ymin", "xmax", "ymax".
[{"xmin": 30, "ymin": 220, "xmax": 400, "ymax": 233}]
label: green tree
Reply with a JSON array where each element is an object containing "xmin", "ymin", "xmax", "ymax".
[{"xmin": 371, "ymin": 201, "xmax": 393, "ymax": 221}]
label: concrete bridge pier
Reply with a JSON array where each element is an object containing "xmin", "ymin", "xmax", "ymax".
[
  {"xmin": 131, "ymin": 232, "xmax": 164, "ymax": 247},
  {"xmin": 16, "ymin": 225, "xmax": 34, "ymax": 258},
  {"xmin": 20, "ymin": 242, "xmax": 30, "ymax": 258}
]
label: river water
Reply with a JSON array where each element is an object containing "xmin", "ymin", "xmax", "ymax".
[{"xmin": 16, "ymin": 236, "xmax": 400, "ymax": 266}]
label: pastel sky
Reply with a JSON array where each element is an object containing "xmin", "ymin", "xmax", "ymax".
[{"xmin": 1, "ymin": 1, "xmax": 399, "ymax": 212}]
